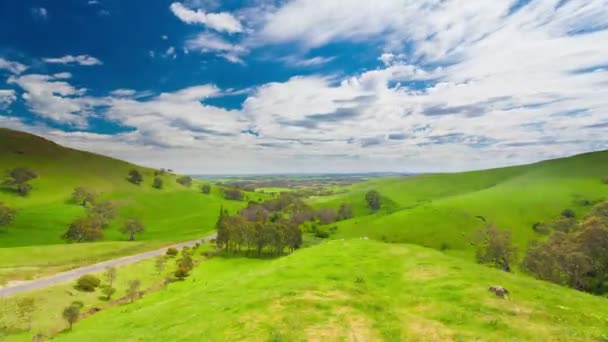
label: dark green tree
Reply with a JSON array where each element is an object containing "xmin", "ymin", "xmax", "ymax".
[
  {"xmin": 365, "ymin": 190, "xmax": 382, "ymax": 212},
  {"xmin": 0, "ymin": 201, "xmax": 16, "ymax": 229},
  {"xmin": 3, "ymin": 167, "xmax": 37, "ymax": 196},
  {"xmin": 128, "ymin": 169, "xmax": 143, "ymax": 185},
  {"xmin": 152, "ymin": 177, "xmax": 163, "ymax": 189}
]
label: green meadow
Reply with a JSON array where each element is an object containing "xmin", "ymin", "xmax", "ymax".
[{"xmin": 53, "ymin": 240, "xmax": 608, "ymax": 341}]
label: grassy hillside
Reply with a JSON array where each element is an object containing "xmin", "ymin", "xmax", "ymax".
[
  {"xmin": 310, "ymin": 151, "xmax": 608, "ymax": 254},
  {"xmin": 54, "ymin": 240, "xmax": 608, "ymax": 341},
  {"xmin": 0, "ymin": 129, "xmax": 264, "ymax": 282}
]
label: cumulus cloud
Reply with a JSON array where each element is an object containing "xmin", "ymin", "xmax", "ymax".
[
  {"xmin": 43, "ymin": 55, "xmax": 103, "ymax": 66},
  {"xmin": 170, "ymin": 2, "xmax": 243, "ymax": 33},
  {"xmin": 31, "ymin": 7, "xmax": 48, "ymax": 20},
  {"xmin": 0, "ymin": 58, "xmax": 28, "ymax": 74}
]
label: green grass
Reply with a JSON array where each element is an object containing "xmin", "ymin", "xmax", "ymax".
[
  {"xmin": 0, "ymin": 129, "xmax": 265, "ymax": 282},
  {"xmin": 51, "ymin": 240, "xmax": 608, "ymax": 341},
  {"xmin": 310, "ymin": 151, "xmax": 608, "ymax": 254}
]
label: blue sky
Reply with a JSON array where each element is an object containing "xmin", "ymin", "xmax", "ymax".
[{"xmin": 0, "ymin": 0, "xmax": 607, "ymax": 173}]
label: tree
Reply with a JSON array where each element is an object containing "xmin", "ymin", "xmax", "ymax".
[
  {"xmin": 76, "ymin": 274, "xmax": 101, "ymax": 291},
  {"xmin": 176, "ymin": 176, "xmax": 192, "ymax": 187},
  {"xmin": 15, "ymin": 297, "xmax": 36, "ymax": 330},
  {"xmin": 201, "ymin": 184, "xmax": 211, "ymax": 194},
  {"xmin": 101, "ymin": 285, "xmax": 116, "ymax": 300},
  {"xmin": 121, "ymin": 218, "xmax": 145, "ymax": 241},
  {"xmin": 155, "ymin": 256, "xmax": 166, "ymax": 274},
  {"xmin": 128, "ymin": 169, "xmax": 143, "ymax": 185},
  {"xmin": 315, "ymin": 208, "xmax": 338, "ymax": 224},
  {"xmin": 338, "ymin": 203, "xmax": 354, "ymax": 220},
  {"xmin": 87, "ymin": 201, "xmax": 116, "ymax": 228},
  {"xmin": 0, "ymin": 202, "xmax": 16, "ymax": 228},
  {"xmin": 62, "ymin": 304, "xmax": 80, "ymax": 330},
  {"xmin": 561, "ymin": 208, "xmax": 576, "ymax": 218},
  {"xmin": 223, "ymin": 188, "xmax": 244, "ymax": 201},
  {"xmin": 3, "ymin": 167, "xmax": 37, "ymax": 196},
  {"xmin": 71, "ymin": 187, "xmax": 97, "ymax": 207},
  {"xmin": 103, "ymin": 266, "xmax": 117, "ymax": 287},
  {"xmin": 63, "ymin": 217, "xmax": 104, "ymax": 242},
  {"xmin": 174, "ymin": 266, "xmax": 189, "ymax": 280},
  {"xmin": 365, "ymin": 190, "xmax": 382, "ymax": 212},
  {"xmin": 126, "ymin": 279, "xmax": 141, "ymax": 303},
  {"xmin": 474, "ymin": 224, "xmax": 517, "ymax": 272},
  {"xmin": 152, "ymin": 177, "xmax": 163, "ymax": 189}
]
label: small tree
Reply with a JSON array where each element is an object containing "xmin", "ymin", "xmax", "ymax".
[
  {"xmin": 166, "ymin": 247, "xmax": 178, "ymax": 257},
  {"xmin": 63, "ymin": 217, "xmax": 104, "ymax": 242},
  {"xmin": 0, "ymin": 202, "xmax": 16, "ymax": 229},
  {"xmin": 62, "ymin": 304, "xmax": 80, "ymax": 330},
  {"xmin": 338, "ymin": 203, "xmax": 354, "ymax": 220},
  {"xmin": 103, "ymin": 266, "xmax": 117, "ymax": 287},
  {"xmin": 174, "ymin": 266, "xmax": 189, "ymax": 280},
  {"xmin": 201, "ymin": 184, "xmax": 211, "ymax": 194},
  {"xmin": 126, "ymin": 279, "xmax": 141, "ymax": 303},
  {"xmin": 176, "ymin": 176, "xmax": 192, "ymax": 187},
  {"xmin": 121, "ymin": 218, "xmax": 145, "ymax": 241},
  {"xmin": 155, "ymin": 256, "xmax": 166, "ymax": 274},
  {"xmin": 474, "ymin": 224, "xmax": 517, "ymax": 272},
  {"xmin": 71, "ymin": 187, "xmax": 97, "ymax": 207},
  {"xmin": 128, "ymin": 169, "xmax": 143, "ymax": 185},
  {"xmin": 152, "ymin": 177, "xmax": 163, "ymax": 189},
  {"xmin": 561, "ymin": 208, "xmax": 576, "ymax": 218},
  {"xmin": 3, "ymin": 167, "xmax": 37, "ymax": 196},
  {"xmin": 15, "ymin": 297, "xmax": 36, "ymax": 330},
  {"xmin": 101, "ymin": 285, "xmax": 116, "ymax": 300},
  {"xmin": 365, "ymin": 190, "xmax": 382, "ymax": 213},
  {"xmin": 223, "ymin": 188, "xmax": 244, "ymax": 201},
  {"xmin": 87, "ymin": 201, "xmax": 116, "ymax": 228},
  {"xmin": 76, "ymin": 274, "xmax": 101, "ymax": 292}
]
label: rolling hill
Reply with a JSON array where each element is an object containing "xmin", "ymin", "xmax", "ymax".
[
  {"xmin": 53, "ymin": 240, "xmax": 608, "ymax": 341},
  {"xmin": 0, "ymin": 128, "xmax": 264, "ymax": 283},
  {"xmin": 309, "ymin": 150, "xmax": 608, "ymax": 256}
]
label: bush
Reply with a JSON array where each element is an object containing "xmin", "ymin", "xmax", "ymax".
[
  {"xmin": 602, "ymin": 177, "xmax": 608, "ymax": 184},
  {"xmin": 76, "ymin": 274, "xmax": 101, "ymax": 291},
  {"xmin": 166, "ymin": 247, "xmax": 178, "ymax": 257},
  {"xmin": 532, "ymin": 222, "xmax": 551, "ymax": 235},
  {"xmin": 174, "ymin": 266, "xmax": 189, "ymax": 280},
  {"xmin": 561, "ymin": 208, "xmax": 576, "ymax": 218},
  {"xmin": 314, "ymin": 229, "xmax": 330, "ymax": 239}
]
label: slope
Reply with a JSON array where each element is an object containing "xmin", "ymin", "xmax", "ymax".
[
  {"xmin": 55, "ymin": 240, "xmax": 608, "ymax": 341},
  {"xmin": 310, "ymin": 151, "xmax": 608, "ymax": 253},
  {"xmin": 0, "ymin": 129, "xmax": 262, "ymax": 282}
]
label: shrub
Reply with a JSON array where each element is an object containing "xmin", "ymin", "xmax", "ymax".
[
  {"xmin": 166, "ymin": 247, "xmax": 178, "ymax": 257},
  {"xmin": 76, "ymin": 274, "xmax": 101, "ymax": 292},
  {"xmin": 174, "ymin": 266, "xmax": 189, "ymax": 280},
  {"xmin": 176, "ymin": 176, "xmax": 192, "ymax": 187},
  {"xmin": 602, "ymin": 177, "xmax": 608, "ymax": 184},
  {"xmin": 532, "ymin": 222, "xmax": 551, "ymax": 235},
  {"xmin": 440, "ymin": 242, "xmax": 450, "ymax": 251},
  {"xmin": 0, "ymin": 201, "xmax": 16, "ymax": 228},
  {"xmin": 561, "ymin": 208, "xmax": 576, "ymax": 218},
  {"xmin": 314, "ymin": 229, "xmax": 330, "ymax": 239}
]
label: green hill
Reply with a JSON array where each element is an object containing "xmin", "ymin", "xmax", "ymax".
[
  {"xmin": 54, "ymin": 240, "xmax": 608, "ymax": 341},
  {"xmin": 0, "ymin": 129, "xmax": 263, "ymax": 283},
  {"xmin": 310, "ymin": 151, "xmax": 608, "ymax": 255}
]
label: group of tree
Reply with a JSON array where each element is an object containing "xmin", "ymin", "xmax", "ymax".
[
  {"xmin": 3, "ymin": 167, "xmax": 37, "ymax": 196},
  {"xmin": 0, "ymin": 201, "xmax": 16, "ymax": 230},
  {"xmin": 522, "ymin": 201, "xmax": 608, "ymax": 294},
  {"xmin": 223, "ymin": 188, "xmax": 244, "ymax": 201},
  {"xmin": 176, "ymin": 176, "xmax": 192, "ymax": 187},
  {"xmin": 215, "ymin": 207, "xmax": 303, "ymax": 256},
  {"xmin": 63, "ymin": 193, "xmax": 117, "ymax": 242}
]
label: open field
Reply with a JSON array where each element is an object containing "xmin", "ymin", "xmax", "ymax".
[{"xmin": 51, "ymin": 240, "xmax": 608, "ymax": 341}]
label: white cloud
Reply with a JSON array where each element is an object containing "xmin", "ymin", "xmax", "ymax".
[
  {"xmin": 0, "ymin": 58, "xmax": 28, "ymax": 74},
  {"xmin": 7, "ymin": 73, "xmax": 101, "ymax": 126},
  {"xmin": 163, "ymin": 46, "xmax": 177, "ymax": 59},
  {"xmin": 281, "ymin": 55, "xmax": 335, "ymax": 67},
  {"xmin": 170, "ymin": 2, "xmax": 243, "ymax": 33},
  {"xmin": 0, "ymin": 89, "xmax": 16, "ymax": 109},
  {"xmin": 87, "ymin": 0, "xmax": 100, "ymax": 5},
  {"xmin": 43, "ymin": 55, "xmax": 103, "ymax": 66},
  {"xmin": 186, "ymin": 33, "xmax": 247, "ymax": 63},
  {"xmin": 110, "ymin": 89, "xmax": 137, "ymax": 97}
]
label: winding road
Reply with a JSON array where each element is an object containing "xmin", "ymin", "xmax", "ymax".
[{"xmin": 0, "ymin": 234, "xmax": 216, "ymax": 297}]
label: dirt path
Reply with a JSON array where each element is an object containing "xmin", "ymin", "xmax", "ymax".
[{"xmin": 0, "ymin": 234, "xmax": 216, "ymax": 297}]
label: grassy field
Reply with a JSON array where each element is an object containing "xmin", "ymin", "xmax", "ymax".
[
  {"xmin": 0, "ymin": 129, "xmax": 264, "ymax": 283},
  {"xmin": 48, "ymin": 239, "xmax": 608, "ymax": 341},
  {"xmin": 309, "ymin": 151, "xmax": 608, "ymax": 254}
]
